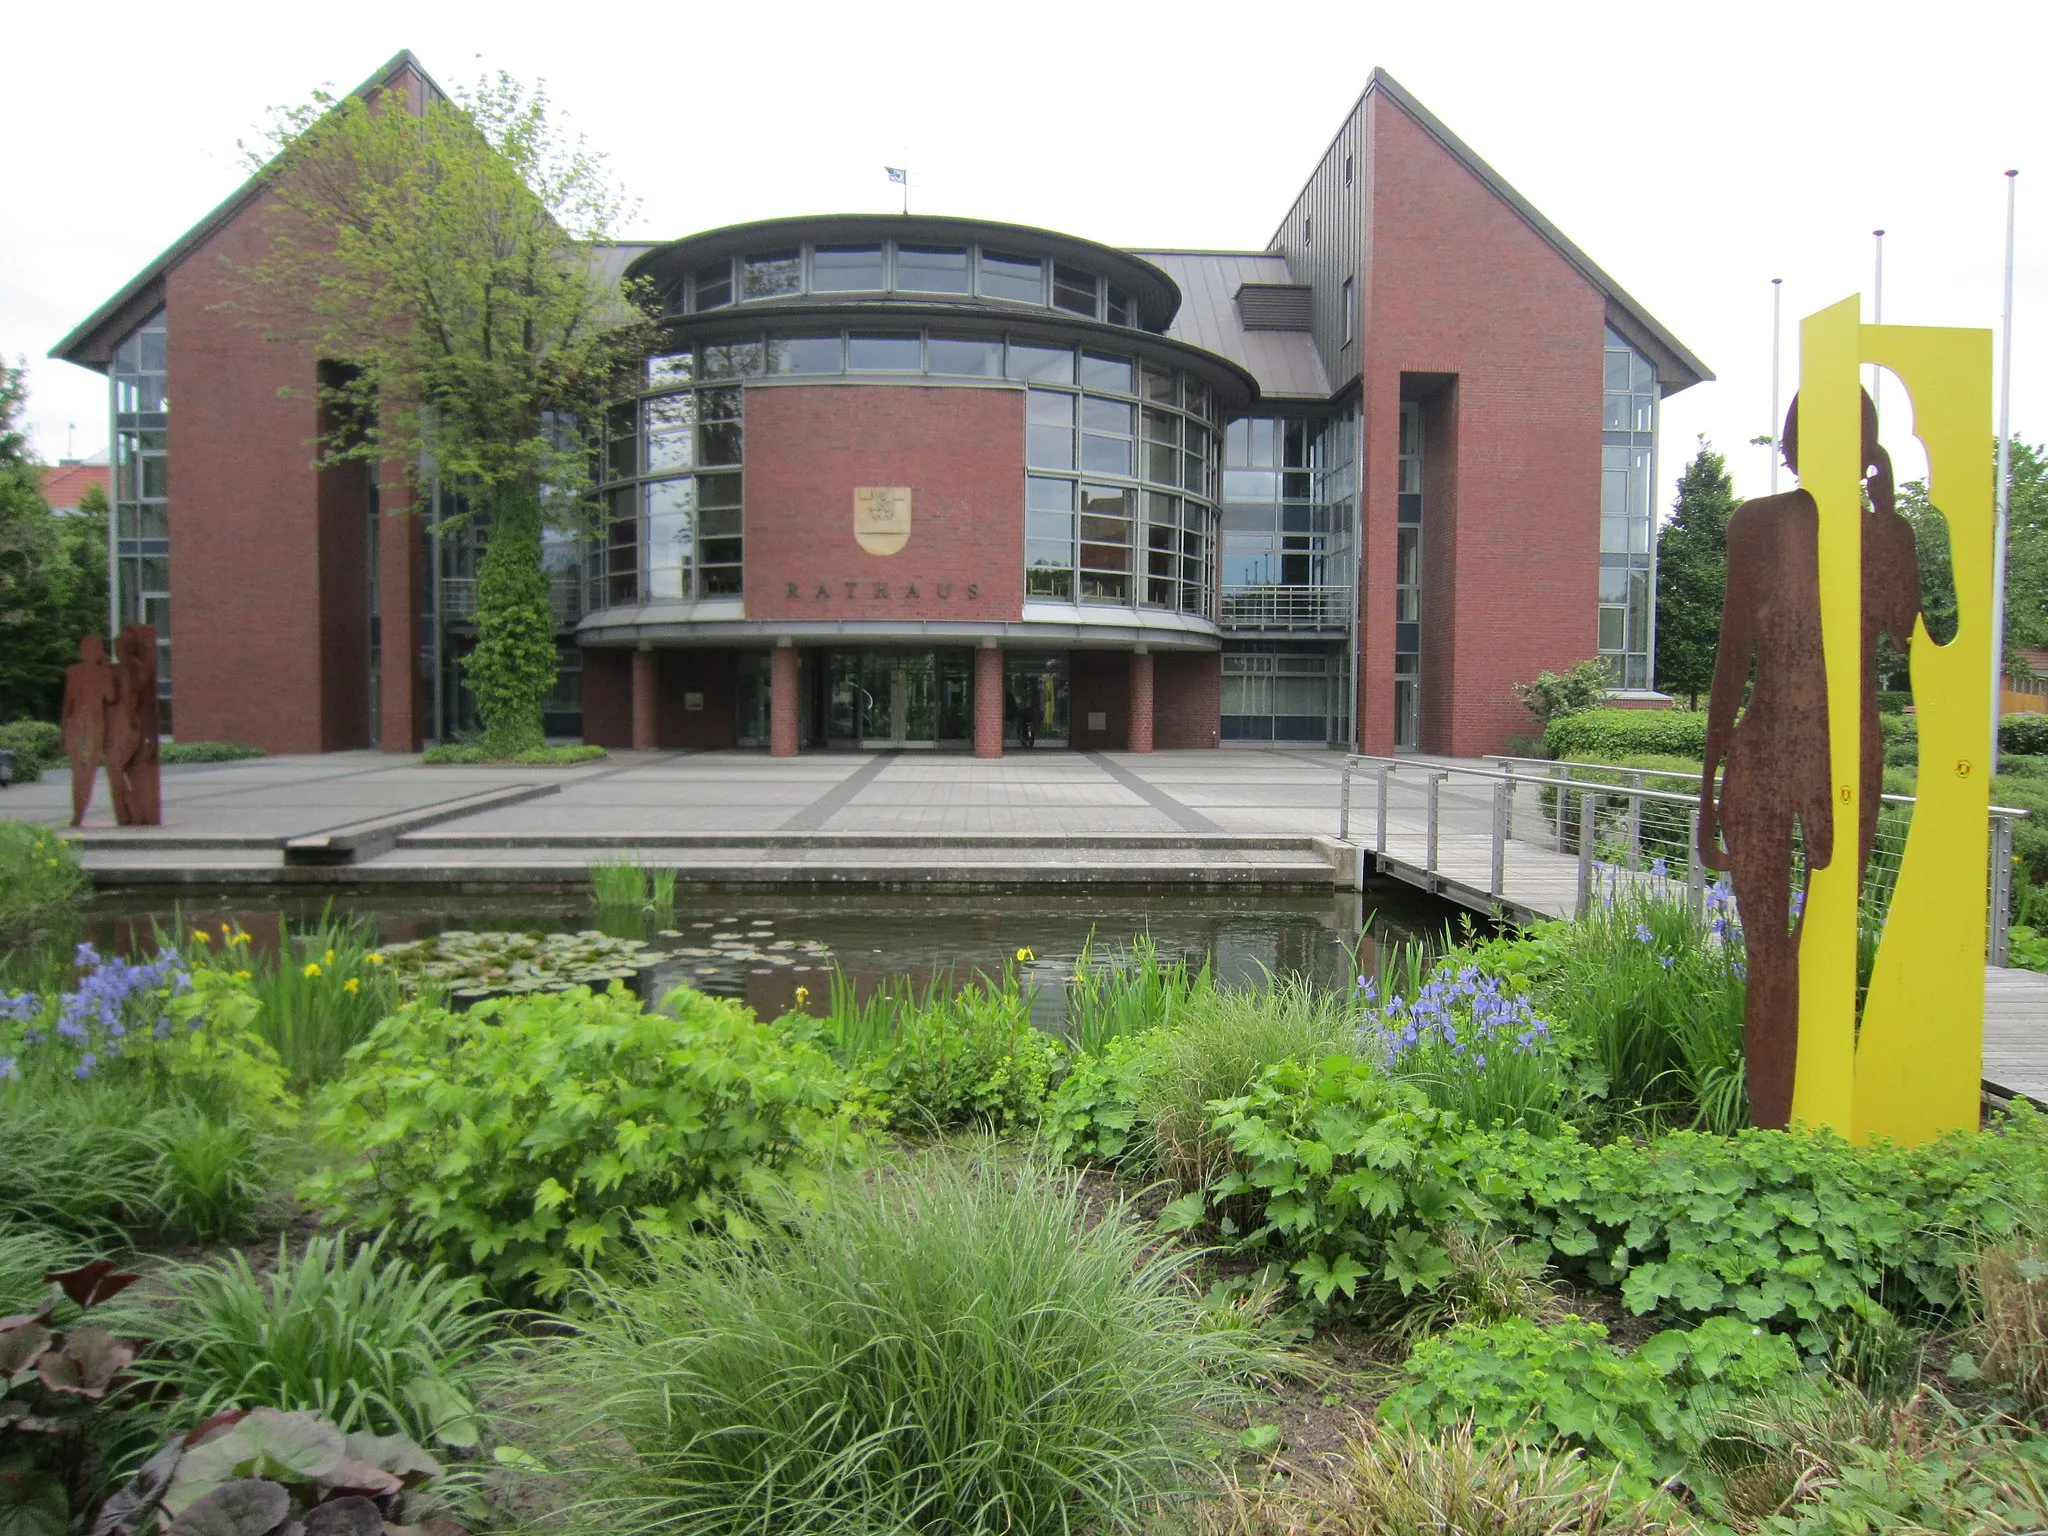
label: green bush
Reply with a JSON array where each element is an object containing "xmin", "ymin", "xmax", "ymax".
[
  {"xmin": 1512, "ymin": 660, "xmax": 1614, "ymax": 725},
  {"xmin": 421, "ymin": 741, "xmax": 606, "ymax": 765},
  {"xmin": 0, "ymin": 719, "xmax": 61, "ymax": 779},
  {"xmin": 141, "ymin": 1105, "xmax": 274, "ymax": 1243},
  {"xmin": 1880, "ymin": 711, "xmax": 1918, "ymax": 766},
  {"xmin": 1042, "ymin": 1027, "xmax": 1171, "ymax": 1164},
  {"xmin": 1545, "ymin": 710, "xmax": 1707, "ymax": 763},
  {"xmin": 303, "ymin": 983, "xmax": 859, "ymax": 1299},
  {"xmin": 531, "ymin": 1151, "xmax": 1286, "ymax": 1536},
  {"xmin": 833, "ymin": 972, "xmax": 1061, "ymax": 1132},
  {"xmin": 2003, "ymin": 714, "xmax": 2048, "ymax": 756},
  {"xmin": 116, "ymin": 1231, "xmax": 494, "ymax": 1449},
  {"xmin": 0, "ymin": 821, "xmax": 88, "ymax": 942},
  {"xmin": 1876, "ymin": 691, "xmax": 1913, "ymax": 715},
  {"xmin": 1380, "ymin": 1314, "xmax": 1800, "ymax": 1495},
  {"xmin": 159, "ymin": 739, "xmax": 265, "ymax": 764}
]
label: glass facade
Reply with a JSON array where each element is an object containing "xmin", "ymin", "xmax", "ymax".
[
  {"xmin": 1222, "ymin": 645, "xmax": 1340, "ymax": 742},
  {"xmin": 1601, "ymin": 325, "xmax": 1658, "ymax": 689},
  {"xmin": 1395, "ymin": 402, "xmax": 1423, "ymax": 747},
  {"xmin": 671, "ymin": 238, "xmax": 1142, "ymax": 329},
  {"xmin": 111, "ymin": 311, "xmax": 171, "ymax": 731}
]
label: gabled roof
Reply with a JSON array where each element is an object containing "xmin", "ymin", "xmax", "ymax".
[
  {"xmin": 1315, "ymin": 69, "xmax": 1712, "ymax": 393},
  {"xmin": 1131, "ymin": 250, "xmax": 1332, "ymax": 401},
  {"xmin": 40, "ymin": 461, "xmax": 109, "ymax": 511},
  {"xmin": 50, "ymin": 50, "xmax": 449, "ymax": 373}
]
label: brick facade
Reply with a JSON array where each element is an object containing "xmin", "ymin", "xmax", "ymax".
[
  {"xmin": 1070, "ymin": 651, "xmax": 1131, "ymax": 750},
  {"xmin": 1358, "ymin": 94, "xmax": 1605, "ymax": 758},
  {"xmin": 744, "ymin": 384, "xmax": 1025, "ymax": 625},
  {"xmin": 1153, "ymin": 651, "xmax": 1222, "ymax": 749},
  {"xmin": 1128, "ymin": 650, "xmax": 1155, "ymax": 752},
  {"xmin": 974, "ymin": 646, "xmax": 1003, "ymax": 758}
]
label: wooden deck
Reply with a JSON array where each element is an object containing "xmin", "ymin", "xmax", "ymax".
[{"xmin": 1356, "ymin": 776, "xmax": 2048, "ymax": 1106}]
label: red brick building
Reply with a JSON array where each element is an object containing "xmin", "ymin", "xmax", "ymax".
[{"xmin": 51, "ymin": 55, "xmax": 1706, "ymax": 758}]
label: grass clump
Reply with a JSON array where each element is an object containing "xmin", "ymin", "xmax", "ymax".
[
  {"xmin": 589, "ymin": 856, "xmax": 676, "ymax": 911},
  {"xmin": 531, "ymin": 1150, "xmax": 1286, "ymax": 1536},
  {"xmin": 1967, "ymin": 1234, "xmax": 2048, "ymax": 1417},
  {"xmin": 1066, "ymin": 933, "xmax": 1213, "ymax": 1055},
  {"xmin": 117, "ymin": 1231, "xmax": 493, "ymax": 1450},
  {"xmin": 1215, "ymin": 1418, "xmax": 1689, "ymax": 1535},
  {"xmin": 159, "ymin": 739, "xmax": 265, "ymax": 764},
  {"xmin": 0, "ymin": 820, "xmax": 89, "ymax": 943},
  {"xmin": 141, "ymin": 1105, "xmax": 274, "ymax": 1243},
  {"xmin": 188, "ymin": 910, "xmax": 400, "ymax": 1089},
  {"xmin": 0, "ymin": 1217, "xmax": 95, "ymax": 1314},
  {"xmin": 0, "ymin": 1086, "xmax": 161, "ymax": 1237}
]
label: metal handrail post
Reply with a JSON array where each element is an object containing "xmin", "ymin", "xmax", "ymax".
[
  {"xmin": 1686, "ymin": 806, "xmax": 1705, "ymax": 915},
  {"xmin": 1502, "ymin": 762, "xmax": 1516, "ymax": 840},
  {"xmin": 1990, "ymin": 811, "xmax": 2015, "ymax": 966},
  {"xmin": 1339, "ymin": 758, "xmax": 1352, "ymax": 842},
  {"xmin": 1576, "ymin": 790, "xmax": 1597, "ymax": 918},
  {"xmin": 1625, "ymin": 772, "xmax": 1643, "ymax": 872},
  {"xmin": 1376, "ymin": 765, "xmax": 1389, "ymax": 853},
  {"xmin": 1491, "ymin": 780, "xmax": 1508, "ymax": 897},
  {"xmin": 1553, "ymin": 763, "xmax": 1566, "ymax": 847},
  {"xmin": 1426, "ymin": 772, "xmax": 1442, "ymax": 873}
]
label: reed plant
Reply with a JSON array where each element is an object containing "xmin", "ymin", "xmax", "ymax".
[
  {"xmin": 117, "ymin": 1230, "xmax": 494, "ymax": 1449},
  {"xmin": 0, "ymin": 820, "xmax": 90, "ymax": 945},
  {"xmin": 1066, "ymin": 932, "xmax": 1214, "ymax": 1055},
  {"xmin": 588, "ymin": 857, "xmax": 677, "ymax": 912},
  {"xmin": 530, "ymin": 1150, "xmax": 1286, "ymax": 1536},
  {"xmin": 194, "ymin": 908, "xmax": 399, "ymax": 1088}
]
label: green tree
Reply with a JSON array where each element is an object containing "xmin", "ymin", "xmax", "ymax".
[
  {"xmin": 244, "ymin": 73, "xmax": 653, "ymax": 755},
  {"xmin": 53, "ymin": 482, "xmax": 109, "ymax": 661},
  {"xmin": 1896, "ymin": 435, "xmax": 2048, "ymax": 667},
  {"xmin": 0, "ymin": 357, "xmax": 69, "ymax": 723},
  {"xmin": 1653, "ymin": 438, "xmax": 1738, "ymax": 709}
]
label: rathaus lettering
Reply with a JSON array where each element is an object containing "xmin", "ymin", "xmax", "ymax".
[{"xmin": 787, "ymin": 581, "xmax": 981, "ymax": 602}]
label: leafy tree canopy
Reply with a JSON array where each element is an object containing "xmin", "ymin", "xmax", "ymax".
[
  {"xmin": 1897, "ymin": 435, "xmax": 2048, "ymax": 664},
  {"xmin": 1654, "ymin": 438, "xmax": 1738, "ymax": 710},
  {"xmin": 0, "ymin": 359, "xmax": 105, "ymax": 723}
]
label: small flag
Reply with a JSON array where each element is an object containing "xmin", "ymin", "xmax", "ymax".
[{"xmin": 885, "ymin": 166, "xmax": 907, "ymax": 184}]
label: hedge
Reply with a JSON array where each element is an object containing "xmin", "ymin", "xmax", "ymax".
[
  {"xmin": 1543, "ymin": 710, "xmax": 1706, "ymax": 763},
  {"xmin": 2004, "ymin": 714, "xmax": 2048, "ymax": 756},
  {"xmin": 0, "ymin": 721, "xmax": 62, "ymax": 782}
]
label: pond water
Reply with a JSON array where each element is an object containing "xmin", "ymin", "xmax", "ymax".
[{"xmin": 61, "ymin": 883, "xmax": 1467, "ymax": 1029}]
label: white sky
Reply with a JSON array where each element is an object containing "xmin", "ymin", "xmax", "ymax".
[{"xmin": 6, "ymin": 0, "xmax": 2042, "ymax": 508}]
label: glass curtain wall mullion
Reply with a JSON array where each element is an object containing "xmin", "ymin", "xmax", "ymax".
[
  {"xmin": 111, "ymin": 309, "xmax": 171, "ymax": 731},
  {"xmin": 1394, "ymin": 402, "xmax": 1423, "ymax": 749},
  {"xmin": 1600, "ymin": 326, "xmax": 1658, "ymax": 689}
]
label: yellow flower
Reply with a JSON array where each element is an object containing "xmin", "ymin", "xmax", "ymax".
[
  {"xmin": 234, "ymin": 970, "xmax": 252, "ymax": 982},
  {"xmin": 219, "ymin": 922, "xmax": 231, "ymax": 936},
  {"xmin": 324, "ymin": 949, "xmax": 336, "ymax": 966},
  {"xmin": 229, "ymin": 932, "xmax": 250, "ymax": 947},
  {"xmin": 46, "ymin": 858, "xmax": 58, "ymax": 868},
  {"xmin": 303, "ymin": 962, "xmax": 322, "ymax": 978},
  {"xmin": 793, "ymin": 985, "xmax": 811, "ymax": 1006},
  {"xmin": 1015, "ymin": 947, "xmax": 1036, "ymax": 963},
  {"xmin": 192, "ymin": 930, "xmax": 211, "ymax": 945},
  {"xmin": 343, "ymin": 978, "xmax": 360, "ymax": 994},
  {"xmin": 366, "ymin": 953, "xmax": 384, "ymax": 965}
]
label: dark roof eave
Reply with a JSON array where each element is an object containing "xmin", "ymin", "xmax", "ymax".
[
  {"xmin": 49, "ymin": 48, "xmax": 450, "ymax": 371},
  {"xmin": 1321, "ymin": 69, "xmax": 1714, "ymax": 394}
]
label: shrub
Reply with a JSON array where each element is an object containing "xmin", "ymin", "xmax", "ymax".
[
  {"xmin": 0, "ymin": 821, "xmax": 88, "ymax": 943},
  {"xmin": 1876, "ymin": 690, "xmax": 1913, "ymax": 715},
  {"xmin": 1881, "ymin": 710, "xmax": 1918, "ymax": 766},
  {"xmin": 1512, "ymin": 660, "xmax": 1614, "ymax": 725},
  {"xmin": 158, "ymin": 739, "xmax": 265, "ymax": 763},
  {"xmin": 827, "ymin": 969, "xmax": 1062, "ymax": 1132},
  {"xmin": 1966, "ymin": 1235, "xmax": 2048, "ymax": 1416},
  {"xmin": 1545, "ymin": 710, "xmax": 1707, "ymax": 763},
  {"xmin": 1379, "ymin": 1314, "xmax": 1800, "ymax": 1495},
  {"xmin": 422, "ymin": 741, "xmax": 605, "ymax": 765},
  {"xmin": 303, "ymin": 984, "xmax": 859, "ymax": 1299},
  {"xmin": 1214, "ymin": 1417, "xmax": 1691, "ymax": 1535},
  {"xmin": 1043, "ymin": 1027, "xmax": 1171, "ymax": 1164},
  {"xmin": 0, "ymin": 720, "xmax": 61, "ymax": 779},
  {"xmin": 117, "ymin": 1232, "xmax": 494, "ymax": 1449},
  {"xmin": 1141, "ymin": 979, "xmax": 1353, "ymax": 1193},
  {"xmin": 2004, "ymin": 713, "xmax": 2048, "ymax": 756},
  {"xmin": 140, "ymin": 1105, "xmax": 273, "ymax": 1243},
  {"xmin": 531, "ymin": 1151, "xmax": 1287, "ymax": 1536}
]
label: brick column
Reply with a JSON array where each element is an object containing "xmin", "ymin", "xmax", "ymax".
[
  {"xmin": 630, "ymin": 646, "xmax": 657, "ymax": 751},
  {"xmin": 974, "ymin": 643, "xmax": 1003, "ymax": 759},
  {"xmin": 770, "ymin": 644, "xmax": 800, "ymax": 757},
  {"xmin": 1128, "ymin": 648, "xmax": 1155, "ymax": 753}
]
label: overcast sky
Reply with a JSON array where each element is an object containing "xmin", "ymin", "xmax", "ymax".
[{"xmin": 6, "ymin": 0, "xmax": 2041, "ymax": 507}]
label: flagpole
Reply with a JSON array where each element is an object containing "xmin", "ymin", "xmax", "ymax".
[
  {"xmin": 1871, "ymin": 229, "xmax": 1885, "ymax": 419},
  {"xmin": 1770, "ymin": 278, "xmax": 1783, "ymax": 493},
  {"xmin": 1992, "ymin": 170, "xmax": 2019, "ymax": 769}
]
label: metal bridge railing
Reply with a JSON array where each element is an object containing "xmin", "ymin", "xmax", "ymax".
[
  {"xmin": 1336, "ymin": 753, "xmax": 2028, "ymax": 964},
  {"xmin": 1219, "ymin": 585, "xmax": 1352, "ymax": 632}
]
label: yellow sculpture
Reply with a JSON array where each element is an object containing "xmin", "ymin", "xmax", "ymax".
[{"xmin": 1792, "ymin": 297, "xmax": 1994, "ymax": 1144}]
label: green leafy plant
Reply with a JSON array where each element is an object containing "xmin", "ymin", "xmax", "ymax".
[
  {"xmin": 139, "ymin": 1106, "xmax": 273, "ymax": 1244},
  {"xmin": 157, "ymin": 740, "xmax": 265, "ymax": 764},
  {"xmin": 1065, "ymin": 933, "xmax": 1213, "ymax": 1056},
  {"xmin": 372, "ymin": 928, "xmax": 665, "ymax": 1002},
  {"xmin": 0, "ymin": 1260, "xmax": 142, "ymax": 1536},
  {"xmin": 529, "ymin": 1150, "xmax": 1288, "ymax": 1536},
  {"xmin": 0, "ymin": 821, "xmax": 88, "ymax": 943},
  {"xmin": 1042, "ymin": 1027, "xmax": 1171, "ymax": 1165},
  {"xmin": 303, "ymin": 984, "xmax": 858, "ymax": 1299},
  {"xmin": 115, "ymin": 1232, "xmax": 493, "ymax": 1450},
  {"xmin": 1215, "ymin": 1417, "xmax": 1691, "ymax": 1535},
  {"xmin": 1512, "ymin": 659, "xmax": 1614, "ymax": 726},
  {"xmin": 1380, "ymin": 1314, "xmax": 1800, "ymax": 1495},
  {"xmin": 1545, "ymin": 710, "xmax": 1707, "ymax": 762},
  {"xmin": 96, "ymin": 1406, "xmax": 467, "ymax": 1535},
  {"xmin": 422, "ymin": 741, "xmax": 606, "ymax": 765}
]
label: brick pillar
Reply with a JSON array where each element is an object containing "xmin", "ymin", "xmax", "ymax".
[
  {"xmin": 770, "ymin": 644, "xmax": 800, "ymax": 758},
  {"xmin": 631, "ymin": 647, "xmax": 657, "ymax": 751},
  {"xmin": 1128, "ymin": 649, "xmax": 1155, "ymax": 753},
  {"xmin": 974, "ymin": 643, "xmax": 1003, "ymax": 759}
]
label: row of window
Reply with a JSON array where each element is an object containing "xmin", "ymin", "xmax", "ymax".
[
  {"xmin": 624, "ymin": 335, "xmax": 1218, "ymax": 420},
  {"xmin": 1023, "ymin": 479, "xmax": 1212, "ymax": 614},
  {"xmin": 113, "ymin": 310, "xmax": 172, "ymax": 731},
  {"xmin": 1600, "ymin": 327, "xmax": 1657, "ymax": 690},
  {"xmin": 670, "ymin": 239, "xmax": 1143, "ymax": 328}
]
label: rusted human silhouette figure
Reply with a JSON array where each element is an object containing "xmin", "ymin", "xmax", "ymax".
[
  {"xmin": 109, "ymin": 625, "xmax": 162, "ymax": 826},
  {"xmin": 60, "ymin": 636, "xmax": 117, "ymax": 828},
  {"xmin": 1700, "ymin": 392, "xmax": 1921, "ymax": 1128}
]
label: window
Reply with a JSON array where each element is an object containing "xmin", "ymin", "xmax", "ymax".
[
  {"xmin": 812, "ymin": 245, "xmax": 884, "ymax": 291},
  {"xmin": 1006, "ymin": 342, "xmax": 1074, "ymax": 384},
  {"xmin": 1341, "ymin": 278, "xmax": 1354, "ymax": 344},
  {"xmin": 980, "ymin": 250, "xmax": 1043, "ymax": 303},
  {"xmin": 768, "ymin": 335, "xmax": 842, "ymax": 375},
  {"xmin": 927, "ymin": 335, "xmax": 1002, "ymax": 376},
  {"xmin": 896, "ymin": 245, "xmax": 970, "ymax": 292},
  {"xmin": 1105, "ymin": 286, "xmax": 1135, "ymax": 326},
  {"xmin": 1080, "ymin": 352, "xmax": 1133, "ymax": 393},
  {"xmin": 693, "ymin": 261, "xmax": 732, "ymax": 310},
  {"xmin": 696, "ymin": 387, "xmax": 743, "ymax": 465},
  {"xmin": 647, "ymin": 350, "xmax": 692, "ymax": 385},
  {"xmin": 1303, "ymin": 215, "xmax": 1311, "ymax": 249},
  {"xmin": 1078, "ymin": 483, "xmax": 1132, "ymax": 603},
  {"xmin": 1600, "ymin": 327, "xmax": 1659, "ymax": 688},
  {"xmin": 1026, "ymin": 390, "xmax": 1075, "ymax": 469},
  {"xmin": 847, "ymin": 332, "xmax": 920, "ymax": 371},
  {"xmin": 644, "ymin": 393, "xmax": 695, "ymax": 470},
  {"xmin": 741, "ymin": 249, "xmax": 802, "ymax": 299},
  {"xmin": 1052, "ymin": 263, "xmax": 1098, "ymax": 316},
  {"xmin": 1026, "ymin": 477, "xmax": 1075, "ymax": 599},
  {"xmin": 1344, "ymin": 152, "xmax": 1353, "ymax": 186},
  {"xmin": 112, "ymin": 309, "xmax": 172, "ymax": 731}
]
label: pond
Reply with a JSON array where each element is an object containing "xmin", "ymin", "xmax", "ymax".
[{"xmin": 57, "ymin": 883, "xmax": 1466, "ymax": 1029}]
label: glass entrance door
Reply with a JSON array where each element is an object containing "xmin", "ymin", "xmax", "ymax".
[{"xmin": 824, "ymin": 648, "xmax": 975, "ymax": 748}]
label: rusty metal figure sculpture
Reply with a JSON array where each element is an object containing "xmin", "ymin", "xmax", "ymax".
[
  {"xmin": 60, "ymin": 635, "xmax": 117, "ymax": 828},
  {"xmin": 109, "ymin": 625, "xmax": 162, "ymax": 826},
  {"xmin": 1699, "ymin": 391, "xmax": 1921, "ymax": 1128}
]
